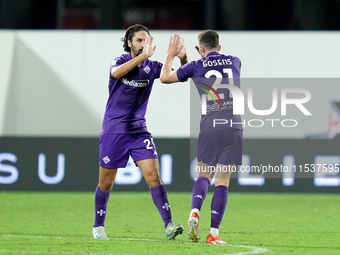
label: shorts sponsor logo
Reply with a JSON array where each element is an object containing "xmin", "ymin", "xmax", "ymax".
[{"xmin": 103, "ymin": 156, "xmax": 110, "ymax": 164}]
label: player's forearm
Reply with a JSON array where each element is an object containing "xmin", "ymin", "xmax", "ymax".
[
  {"xmin": 160, "ymin": 55, "xmax": 175, "ymax": 83},
  {"xmin": 179, "ymin": 55, "xmax": 188, "ymax": 66},
  {"xmin": 111, "ymin": 54, "xmax": 147, "ymax": 79},
  {"xmin": 160, "ymin": 55, "xmax": 180, "ymax": 83}
]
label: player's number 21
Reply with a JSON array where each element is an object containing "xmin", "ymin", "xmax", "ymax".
[{"xmin": 204, "ymin": 68, "xmax": 234, "ymax": 99}]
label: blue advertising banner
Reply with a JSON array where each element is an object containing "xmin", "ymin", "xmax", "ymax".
[{"xmin": 0, "ymin": 137, "xmax": 339, "ymax": 193}]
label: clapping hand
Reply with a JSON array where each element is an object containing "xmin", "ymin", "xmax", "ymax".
[{"xmin": 167, "ymin": 34, "xmax": 184, "ymax": 58}]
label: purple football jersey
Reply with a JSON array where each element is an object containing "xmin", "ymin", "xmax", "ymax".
[
  {"xmin": 102, "ymin": 53, "xmax": 163, "ymax": 133},
  {"xmin": 177, "ymin": 52, "xmax": 242, "ymax": 133}
]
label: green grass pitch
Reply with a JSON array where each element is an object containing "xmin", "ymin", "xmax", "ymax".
[{"xmin": 0, "ymin": 191, "xmax": 339, "ymax": 254}]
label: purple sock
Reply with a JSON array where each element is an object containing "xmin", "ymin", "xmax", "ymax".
[
  {"xmin": 210, "ymin": 185, "xmax": 229, "ymax": 229},
  {"xmin": 191, "ymin": 177, "xmax": 210, "ymax": 210},
  {"xmin": 150, "ymin": 185, "xmax": 172, "ymax": 228},
  {"xmin": 93, "ymin": 186, "xmax": 110, "ymax": 227}
]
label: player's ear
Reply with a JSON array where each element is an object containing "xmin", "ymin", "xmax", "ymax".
[
  {"xmin": 128, "ymin": 40, "xmax": 132, "ymax": 48},
  {"xmin": 200, "ymin": 45, "xmax": 205, "ymax": 53},
  {"xmin": 218, "ymin": 45, "xmax": 221, "ymax": 52}
]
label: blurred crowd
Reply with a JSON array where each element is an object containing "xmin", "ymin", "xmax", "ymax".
[{"xmin": 0, "ymin": 0, "xmax": 339, "ymax": 30}]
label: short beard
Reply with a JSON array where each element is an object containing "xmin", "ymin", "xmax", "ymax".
[{"xmin": 130, "ymin": 45, "xmax": 143, "ymax": 57}]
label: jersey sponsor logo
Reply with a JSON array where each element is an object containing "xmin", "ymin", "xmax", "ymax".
[
  {"xmin": 143, "ymin": 65, "xmax": 150, "ymax": 73},
  {"xmin": 122, "ymin": 78, "xmax": 149, "ymax": 88},
  {"xmin": 207, "ymin": 101, "xmax": 234, "ymax": 112},
  {"xmin": 103, "ymin": 156, "xmax": 110, "ymax": 164}
]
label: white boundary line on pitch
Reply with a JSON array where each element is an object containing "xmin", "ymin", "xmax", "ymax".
[{"xmin": 1, "ymin": 235, "xmax": 270, "ymax": 255}]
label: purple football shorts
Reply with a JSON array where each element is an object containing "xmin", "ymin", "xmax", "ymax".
[
  {"xmin": 99, "ymin": 132, "xmax": 158, "ymax": 169},
  {"xmin": 197, "ymin": 128, "xmax": 243, "ymax": 166}
]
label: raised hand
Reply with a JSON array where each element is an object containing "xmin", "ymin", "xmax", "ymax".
[
  {"xmin": 167, "ymin": 34, "xmax": 184, "ymax": 58},
  {"xmin": 142, "ymin": 35, "xmax": 157, "ymax": 59},
  {"xmin": 177, "ymin": 38, "xmax": 187, "ymax": 61}
]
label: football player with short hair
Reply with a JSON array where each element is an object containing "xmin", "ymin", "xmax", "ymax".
[{"xmin": 160, "ymin": 30, "xmax": 243, "ymax": 244}]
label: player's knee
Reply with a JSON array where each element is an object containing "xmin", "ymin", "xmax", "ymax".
[
  {"xmin": 214, "ymin": 178, "xmax": 230, "ymax": 187},
  {"xmin": 199, "ymin": 172, "xmax": 213, "ymax": 182},
  {"xmin": 144, "ymin": 168, "xmax": 161, "ymax": 185},
  {"xmin": 99, "ymin": 179, "xmax": 114, "ymax": 191}
]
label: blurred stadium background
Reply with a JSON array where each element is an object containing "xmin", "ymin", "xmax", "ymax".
[
  {"xmin": 1, "ymin": 0, "xmax": 340, "ymax": 30},
  {"xmin": 1, "ymin": 0, "xmax": 340, "ymax": 193}
]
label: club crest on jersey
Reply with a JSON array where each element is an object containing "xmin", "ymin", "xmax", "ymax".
[
  {"xmin": 103, "ymin": 156, "xmax": 110, "ymax": 164},
  {"xmin": 144, "ymin": 65, "xmax": 150, "ymax": 73}
]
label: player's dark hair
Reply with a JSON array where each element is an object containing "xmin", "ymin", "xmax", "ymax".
[
  {"xmin": 121, "ymin": 24, "xmax": 150, "ymax": 52},
  {"xmin": 198, "ymin": 30, "xmax": 219, "ymax": 50}
]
